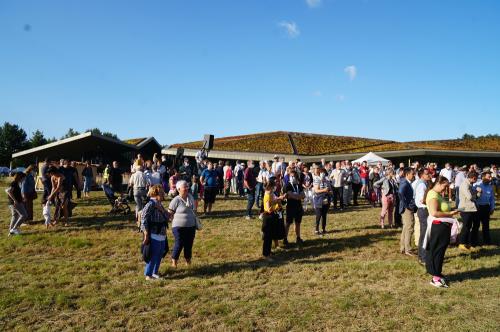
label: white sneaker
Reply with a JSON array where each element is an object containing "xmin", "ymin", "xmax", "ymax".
[
  {"xmin": 245, "ymin": 216, "xmax": 252, "ymax": 220},
  {"xmin": 10, "ymin": 229, "xmax": 20, "ymax": 235},
  {"xmin": 152, "ymin": 274, "xmax": 160, "ymax": 279}
]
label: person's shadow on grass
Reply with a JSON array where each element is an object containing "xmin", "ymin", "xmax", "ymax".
[{"xmin": 164, "ymin": 230, "xmax": 399, "ymax": 280}]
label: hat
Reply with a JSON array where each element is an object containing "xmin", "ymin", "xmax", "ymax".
[{"xmin": 273, "ymin": 155, "xmax": 279, "ymax": 160}]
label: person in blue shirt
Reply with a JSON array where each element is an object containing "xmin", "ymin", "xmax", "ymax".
[
  {"xmin": 473, "ymin": 171, "xmax": 495, "ymax": 245},
  {"xmin": 200, "ymin": 161, "xmax": 218, "ymax": 214}
]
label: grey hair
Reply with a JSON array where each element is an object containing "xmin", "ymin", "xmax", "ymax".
[{"xmin": 176, "ymin": 180, "xmax": 189, "ymax": 191}]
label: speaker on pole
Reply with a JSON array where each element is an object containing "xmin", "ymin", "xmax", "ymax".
[{"xmin": 202, "ymin": 134, "xmax": 214, "ymax": 151}]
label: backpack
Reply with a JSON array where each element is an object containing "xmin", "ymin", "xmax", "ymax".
[{"xmin": 225, "ymin": 168, "xmax": 232, "ymax": 180}]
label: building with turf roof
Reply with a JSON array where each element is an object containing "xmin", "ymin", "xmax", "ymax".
[{"xmin": 163, "ymin": 131, "xmax": 500, "ymax": 166}]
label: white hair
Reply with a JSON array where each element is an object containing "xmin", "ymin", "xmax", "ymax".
[{"xmin": 176, "ymin": 180, "xmax": 189, "ymax": 191}]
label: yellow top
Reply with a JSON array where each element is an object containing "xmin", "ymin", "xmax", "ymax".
[
  {"xmin": 263, "ymin": 192, "xmax": 280, "ymax": 213},
  {"xmin": 426, "ymin": 189, "xmax": 450, "ymax": 212}
]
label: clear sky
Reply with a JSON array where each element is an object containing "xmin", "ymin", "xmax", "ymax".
[{"xmin": 1, "ymin": 0, "xmax": 499, "ymax": 146}]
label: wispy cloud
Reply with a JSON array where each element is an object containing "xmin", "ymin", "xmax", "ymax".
[
  {"xmin": 336, "ymin": 94, "xmax": 345, "ymax": 102},
  {"xmin": 278, "ymin": 21, "xmax": 300, "ymax": 38},
  {"xmin": 344, "ymin": 65, "xmax": 357, "ymax": 81},
  {"xmin": 306, "ymin": 0, "xmax": 322, "ymax": 8},
  {"xmin": 312, "ymin": 90, "xmax": 322, "ymax": 97}
]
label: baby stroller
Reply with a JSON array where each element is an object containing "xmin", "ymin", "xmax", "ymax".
[{"xmin": 102, "ymin": 184, "xmax": 131, "ymax": 215}]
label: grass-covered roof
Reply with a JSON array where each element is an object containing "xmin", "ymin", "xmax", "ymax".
[{"xmin": 170, "ymin": 131, "xmax": 500, "ymax": 156}]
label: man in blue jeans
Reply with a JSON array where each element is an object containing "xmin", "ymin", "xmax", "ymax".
[
  {"xmin": 255, "ymin": 161, "xmax": 267, "ymax": 208},
  {"xmin": 244, "ymin": 161, "xmax": 257, "ymax": 219}
]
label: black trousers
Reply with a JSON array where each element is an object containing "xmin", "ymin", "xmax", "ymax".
[
  {"xmin": 459, "ymin": 211, "xmax": 479, "ymax": 246},
  {"xmin": 352, "ymin": 183, "xmax": 361, "ymax": 205},
  {"xmin": 475, "ymin": 205, "xmax": 492, "ymax": 245},
  {"xmin": 332, "ymin": 187, "xmax": 344, "ymax": 209},
  {"xmin": 262, "ymin": 214, "xmax": 275, "ymax": 257},
  {"xmin": 417, "ymin": 208, "xmax": 429, "ymax": 261},
  {"xmin": 42, "ymin": 179, "xmax": 52, "ymax": 204},
  {"xmin": 315, "ymin": 205, "xmax": 329, "ymax": 232},
  {"xmin": 425, "ymin": 223, "xmax": 451, "ymax": 277},
  {"xmin": 394, "ymin": 195, "xmax": 402, "ymax": 227}
]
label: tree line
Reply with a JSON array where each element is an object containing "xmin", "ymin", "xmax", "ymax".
[{"xmin": 0, "ymin": 122, "xmax": 118, "ymax": 166}]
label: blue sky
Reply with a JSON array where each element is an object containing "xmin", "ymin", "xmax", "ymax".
[{"xmin": 1, "ymin": 0, "xmax": 499, "ymax": 146}]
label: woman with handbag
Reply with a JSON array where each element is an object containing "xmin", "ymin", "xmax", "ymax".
[
  {"xmin": 141, "ymin": 184, "xmax": 170, "ymax": 280},
  {"xmin": 168, "ymin": 180, "xmax": 199, "ymax": 268}
]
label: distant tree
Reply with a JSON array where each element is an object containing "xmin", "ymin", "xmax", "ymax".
[
  {"xmin": 462, "ymin": 133, "xmax": 475, "ymax": 140},
  {"xmin": 0, "ymin": 122, "xmax": 29, "ymax": 165},
  {"xmin": 29, "ymin": 130, "xmax": 48, "ymax": 148},
  {"xmin": 86, "ymin": 128, "xmax": 119, "ymax": 140},
  {"xmin": 61, "ymin": 128, "xmax": 80, "ymax": 139}
]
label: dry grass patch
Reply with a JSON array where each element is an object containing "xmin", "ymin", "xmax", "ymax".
[{"xmin": 0, "ymin": 182, "xmax": 499, "ymax": 331}]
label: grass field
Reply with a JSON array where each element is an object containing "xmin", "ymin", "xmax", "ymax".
[{"xmin": 0, "ymin": 181, "xmax": 499, "ymax": 331}]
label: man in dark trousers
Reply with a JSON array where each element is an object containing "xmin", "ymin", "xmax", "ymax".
[{"xmin": 244, "ymin": 161, "xmax": 257, "ymax": 220}]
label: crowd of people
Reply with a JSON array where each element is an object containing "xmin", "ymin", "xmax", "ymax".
[{"xmin": 5, "ymin": 153, "xmax": 499, "ymax": 286}]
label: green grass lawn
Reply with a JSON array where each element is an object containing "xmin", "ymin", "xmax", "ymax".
[{"xmin": 0, "ymin": 181, "xmax": 499, "ymax": 331}]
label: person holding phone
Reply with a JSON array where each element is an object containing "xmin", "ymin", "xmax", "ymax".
[{"xmin": 424, "ymin": 176, "xmax": 460, "ymax": 288}]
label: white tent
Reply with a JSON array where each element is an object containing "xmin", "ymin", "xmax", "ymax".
[{"xmin": 352, "ymin": 152, "xmax": 390, "ymax": 166}]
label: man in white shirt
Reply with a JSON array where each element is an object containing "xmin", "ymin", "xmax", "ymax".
[
  {"xmin": 454, "ymin": 166, "xmax": 467, "ymax": 206},
  {"xmin": 255, "ymin": 161, "xmax": 267, "ymax": 208},
  {"xmin": 414, "ymin": 168, "xmax": 431, "ymax": 265},
  {"xmin": 232, "ymin": 161, "xmax": 242, "ymax": 194},
  {"xmin": 439, "ymin": 163, "xmax": 454, "ymax": 201},
  {"xmin": 330, "ymin": 162, "xmax": 346, "ymax": 210}
]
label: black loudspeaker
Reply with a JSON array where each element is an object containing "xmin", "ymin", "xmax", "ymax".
[
  {"xmin": 203, "ymin": 134, "xmax": 214, "ymax": 150},
  {"xmin": 176, "ymin": 147, "xmax": 184, "ymax": 159}
]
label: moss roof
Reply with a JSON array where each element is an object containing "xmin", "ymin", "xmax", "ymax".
[
  {"xmin": 123, "ymin": 138, "xmax": 147, "ymax": 146},
  {"xmin": 169, "ymin": 132, "xmax": 500, "ymax": 156}
]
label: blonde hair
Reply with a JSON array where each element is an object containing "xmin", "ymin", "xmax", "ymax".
[{"xmin": 148, "ymin": 184, "xmax": 164, "ymax": 198}]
